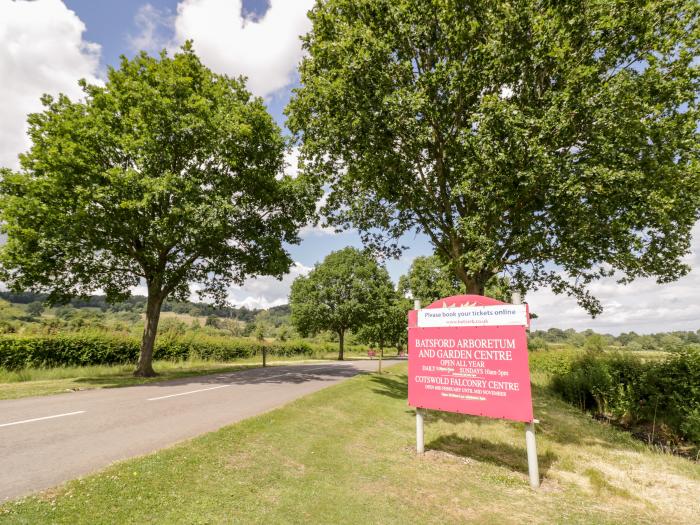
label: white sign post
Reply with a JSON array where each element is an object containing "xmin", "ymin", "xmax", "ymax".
[
  {"xmin": 414, "ymin": 299, "xmax": 425, "ymax": 454},
  {"xmin": 512, "ymin": 292, "xmax": 540, "ymax": 489}
]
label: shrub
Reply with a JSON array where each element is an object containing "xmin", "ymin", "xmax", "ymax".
[
  {"xmin": 583, "ymin": 334, "xmax": 606, "ymax": 353},
  {"xmin": 635, "ymin": 349, "xmax": 700, "ymax": 442},
  {"xmin": 527, "ymin": 336, "xmax": 549, "ymax": 351},
  {"xmin": 0, "ymin": 335, "xmax": 140, "ymax": 370},
  {"xmin": 550, "ymin": 352, "xmax": 614, "ymax": 412},
  {"xmin": 0, "ymin": 321, "xmax": 18, "ymax": 334},
  {"xmin": 26, "ymin": 302, "xmax": 44, "ymax": 317},
  {"xmin": 0, "ymin": 335, "xmax": 318, "ymax": 371},
  {"xmin": 550, "ymin": 349, "xmax": 700, "ymax": 445},
  {"xmin": 528, "ymin": 349, "xmax": 577, "ymax": 376}
]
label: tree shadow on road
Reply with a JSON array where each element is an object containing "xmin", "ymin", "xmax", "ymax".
[{"xmin": 75, "ymin": 363, "xmax": 370, "ymax": 389}]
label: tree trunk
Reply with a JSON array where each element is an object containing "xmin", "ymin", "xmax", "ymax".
[
  {"xmin": 134, "ymin": 290, "xmax": 164, "ymax": 377},
  {"xmin": 338, "ymin": 330, "xmax": 345, "ymax": 361},
  {"xmin": 455, "ymin": 268, "xmax": 486, "ymax": 295},
  {"xmin": 464, "ymin": 278, "xmax": 483, "ymax": 295},
  {"xmin": 378, "ymin": 345, "xmax": 383, "ymax": 374},
  {"xmin": 262, "ymin": 346, "xmax": 267, "ymax": 367}
]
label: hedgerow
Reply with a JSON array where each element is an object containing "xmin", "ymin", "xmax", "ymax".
[
  {"xmin": 551, "ymin": 349, "xmax": 700, "ymax": 446},
  {"xmin": 0, "ymin": 335, "xmax": 329, "ymax": 370}
]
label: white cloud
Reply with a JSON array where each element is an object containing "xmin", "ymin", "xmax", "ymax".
[
  {"xmin": 280, "ymin": 147, "xmax": 335, "ymax": 236},
  {"xmin": 299, "ymin": 223, "xmax": 337, "ymax": 237},
  {"xmin": 499, "ymin": 85, "xmax": 514, "ymax": 99},
  {"xmin": 282, "ymin": 146, "xmax": 300, "ymax": 179},
  {"xmin": 282, "ymin": 150, "xmax": 336, "ymax": 237},
  {"xmin": 0, "ymin": 0, "xmax": 101, "ymax": 169},
  {"xmin": 172, "ymin": 0, "xmax": 314, "ymax": 97},
  {"xmin": 528, "ymin": 222, "xmax": 700, "ymax": 334},
  {"xmin": 128, "ymin": 3, "xmax": 174, "ymax": 55},
  {"xmin": 132, "ymin": 260, "xmax": 313, "ymax": 310},
  {"xmin": 299, "ymin": 189, "xmax": 337, "ymax": 237},
  {"xmin": 225, "ymin": 261, "xmax": 312, "ymax": 309}
]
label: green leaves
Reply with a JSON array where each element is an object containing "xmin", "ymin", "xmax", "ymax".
[
  {"xmin": 398, "ymin": 255, "xmax": 512, "ymax": 305},
  {"xmin": 0, "ymin": 45, "xmax": 317, "ymax": 307},
  {"xmin": 289, "ymin": 247, "xmax": 394, "ymax": 341},
  {"xmin": 288, "ymin": 0, "xmax": 700, "ymax": 314}
]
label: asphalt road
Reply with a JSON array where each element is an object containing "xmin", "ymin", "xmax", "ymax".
[{"xmin": 0, "ymin": 359, "xmax": 390, "ymax": 502}]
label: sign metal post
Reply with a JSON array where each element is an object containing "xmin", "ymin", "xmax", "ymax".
[{"xmin": 525, "ymin": 420, "xmax": 539, "ymax": 488}]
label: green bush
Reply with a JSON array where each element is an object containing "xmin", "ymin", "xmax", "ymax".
[
  {"xmin": 527, "ymin": 336, "xmax": 549, "ymax": 351},
  {"xmin": 550, "ymin": 349, "xmax": 700, "ymax": 445},
  {"xmin": 635, "ymin": 349, "xmax": 700, "ymax": 443},
  {"xmin": 583, "ymin": 334, "xmax": 606, "ymax": 353},
  {"xmin": 528, "ymin": 349, "xmax": 578, "ymax": 376},
  {"xmin": 0, "ymin": 335, "xmax": 317, "ymax": 370},
  {"xmin": 0, "ymin": 335, "xmax": 140, "ymax": 369},
  {"xmin": 550, "ymin": 352, "xmax": 614, "ymax": 412}
]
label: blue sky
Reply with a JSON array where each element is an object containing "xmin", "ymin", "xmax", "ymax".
[
  {"xmin": 62, "ymin": 0, "xmax": 433, "ymax": 277},
  {"xmin": 63, "ymin": 0, "xmax": 288, "ymax": 123},
  {"xmin": 1, "ymin": 0, "xmax": 698, "ymax": 333}
]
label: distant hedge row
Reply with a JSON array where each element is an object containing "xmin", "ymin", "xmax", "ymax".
[{"xmin": 0, "ymin": 335, "xmax": 322, "ymax": 370}]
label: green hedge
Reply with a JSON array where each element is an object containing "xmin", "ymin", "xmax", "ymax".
[
  {"xmin": 551, "ymin": 349, "xmax": 700, "ymax": 445},
  {"xmin": 0, "ymin": 335, "xmax": 317, "ymax": 370},
  {"xmin": 528, "ymin": 349, "xmax": 578, "ymax": 376}
]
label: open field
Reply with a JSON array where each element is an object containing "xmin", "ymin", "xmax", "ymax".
[{"xmin": 1, "ymin": 362, "xmax": 698, "ymax": 524}]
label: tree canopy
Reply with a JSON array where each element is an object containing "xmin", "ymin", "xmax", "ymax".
[
  {"xmin": 398, "ymin": 255, "xmax": 512, "ymax": 305},
  {"xmin": 287, "ymin": 0, "xmax": 700, "ymax": 315},
  {"xmin": 289, "ymin": 247, "xmax": 394, "ymax": 360},
  {"xmin": 356, "ymin": 293, "xmax": 411, "ymax": 372},
  {"xmin": 0, "ymin": 44, "xmax": 316, "ymax": 375}
]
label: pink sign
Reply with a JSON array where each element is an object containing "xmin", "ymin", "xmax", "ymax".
[{"xmin": 408, "ymin": 295, "xmax": 533, "ymax": 422}]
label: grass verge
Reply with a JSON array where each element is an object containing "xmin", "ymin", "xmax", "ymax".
[{"xmin": 1, "ymin": 363, "xmax": 698, "ymax": 524}]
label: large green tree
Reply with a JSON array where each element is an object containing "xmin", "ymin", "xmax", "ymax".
[
  {"xmin": 0, "ymin": 45, "xmax": 316, "ymax": 376},
  {"xmin": 289, "ymin": 247, "xmax": 394, "ymax": 360},
  {"xmin": 287, "ymin": 0, "xmax": 700, "ymax": 314}
]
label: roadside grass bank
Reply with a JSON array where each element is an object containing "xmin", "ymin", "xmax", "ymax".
[
  {"xmin": 1, "ymin": 363, "xmax": 698, "ymax": 524},
  {"xmin": 0, "ymin": 352, "xmax": 380, "ymax": 401}
]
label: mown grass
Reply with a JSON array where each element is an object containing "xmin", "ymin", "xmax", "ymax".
[
  {"xmin": 0, "ymin": 352, "xmax": 374, "ymax": 400},
  {"xmin": 1, "ymin": 362, "xmax": 698, "ymax": 524}
]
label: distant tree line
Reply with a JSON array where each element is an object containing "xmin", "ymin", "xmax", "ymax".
[
  {"xmin": 529, "ymin": 328, "xmax": 700, "ymax": 353},
  {"xmin": 0, "ymin": 291, "xmax": 288, "ymax": 323}
]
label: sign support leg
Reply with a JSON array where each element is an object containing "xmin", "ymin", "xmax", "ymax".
[
  {"xmin": 525, "ymin": 420, "xmax": 540, "ymax": 489},
  {"xmin": 512, "ymin": 292, "xmax": 539, "ymax": 488},
  {"xmin": 414, "ymin": 298, "xmax": 424, "ymax": 454},
  {"xmin": 416, "ymin": 408, "xmax": 424, "ymax": 454}
]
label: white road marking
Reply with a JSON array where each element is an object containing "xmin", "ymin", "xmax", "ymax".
[
  {"xmin": 256, "ymin": 366, "xmax": 343, "ymax": 381},
  {"xmin": 0, "ymin": 411, "xmax": 86, "ymax": 428},
  {"xmin": 147, "ymin": 384, "xmax": 233, "ymax": 401}
]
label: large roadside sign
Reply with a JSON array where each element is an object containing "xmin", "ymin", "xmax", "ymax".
[{"xmin": 408, "ymin": 294, "xmax": 533, "ymax": 422}]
